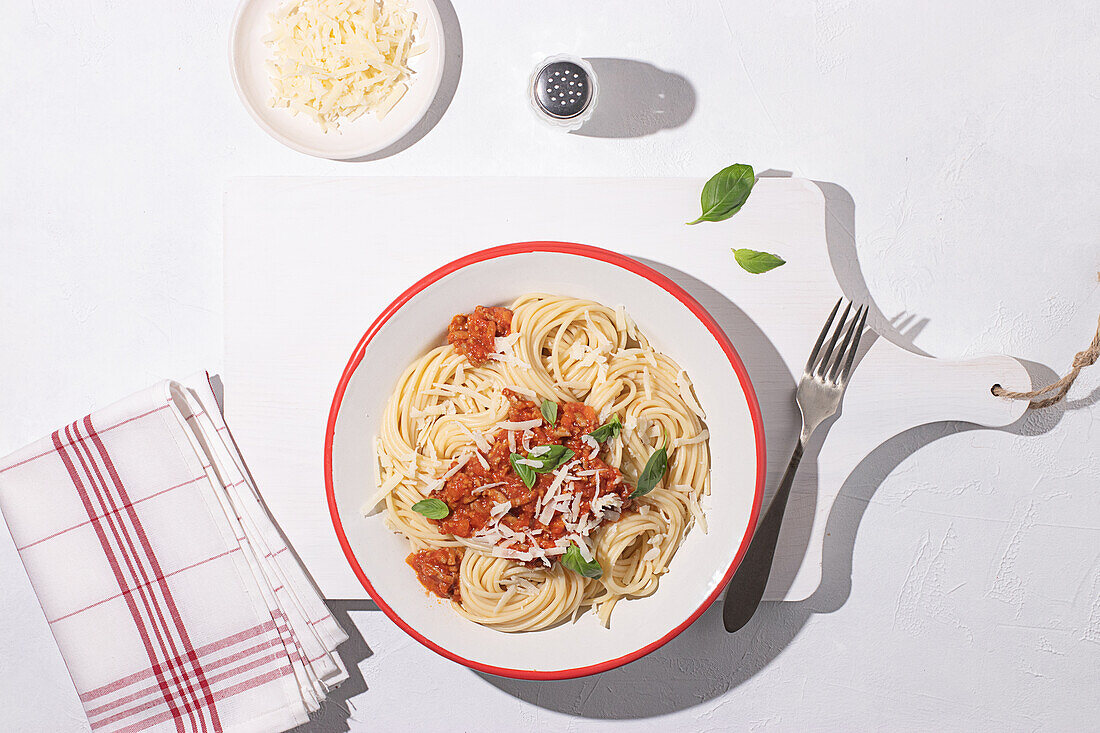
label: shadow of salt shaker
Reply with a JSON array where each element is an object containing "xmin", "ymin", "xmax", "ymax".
[{"xmin": 529, "ymin": 55, "xmax": 599, "ymax": 131}]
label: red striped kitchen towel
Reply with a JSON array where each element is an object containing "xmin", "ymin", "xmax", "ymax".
[{"xmin": 0, "ymin": 373, "xmax": 348, "ymax": 733}]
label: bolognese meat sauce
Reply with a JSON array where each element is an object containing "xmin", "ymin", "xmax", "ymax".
[
  {"xmin": 447, "ymin": 305, "xmax": 513, "ymax": 367},
  {"xmin": 406, "ymin": 547, "xmax": 463, "ymax": 600}
]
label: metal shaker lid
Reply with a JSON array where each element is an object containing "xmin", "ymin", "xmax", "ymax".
[{"xmin": 533, "ymin": 60, "xmax": 593, "ymax": 119}]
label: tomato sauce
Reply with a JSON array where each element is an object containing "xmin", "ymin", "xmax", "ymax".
[
  {"xmin": 447, "ymin": 306, "xmax": 513, "ymax": 367},
  {"xmin": 406, "ymin": 547, "xmax": 463, "ymax": 600},
  {"xmin": 423, "ymin": 391, "xmax": 632, "ymax": 568}
]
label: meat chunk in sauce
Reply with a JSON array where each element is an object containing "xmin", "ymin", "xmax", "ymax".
[
  {"xmin": 406, "ymin": 547, "xmax": 463, "ymax": 600},
  {"xmin": 447, "ymin": 306, "xmax": 513, "ymax": 367}
]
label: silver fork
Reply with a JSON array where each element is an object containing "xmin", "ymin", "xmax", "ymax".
[{"xmin": 722, "ymin": 298, "xmax": 869, "ymax": 633}]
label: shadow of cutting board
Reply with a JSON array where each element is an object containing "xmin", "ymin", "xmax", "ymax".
[{"xmin": 223, "ymin": 177, "xmax": 1029, "ymax": 603}]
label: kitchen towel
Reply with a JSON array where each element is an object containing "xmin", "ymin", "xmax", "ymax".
[{"xmin": 0, "ymin": 373, "xmax": 347, "ymax": 733}]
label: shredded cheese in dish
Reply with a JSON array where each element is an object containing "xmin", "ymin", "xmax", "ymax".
[{"xmin": 263, "ymin": 0, "xmax": 426, "ymax": 132}]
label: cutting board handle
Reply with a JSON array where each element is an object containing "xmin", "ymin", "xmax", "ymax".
[
  {"xmin": 869, "ymin": 348, "xmax": 1031, "ymax": 429},
  {"xmin": 763, "ymin": 340, "xmax": 1031, "ymax": 602}
]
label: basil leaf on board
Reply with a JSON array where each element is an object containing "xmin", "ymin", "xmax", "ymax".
[
  {"xmin": 686, "ymin": 164, "xmax": 756, "ymax": 225},
  {"xmin": 540, "ymin": 399, "xmax": 558, "ymax": 425},
  {"xmin": 411, "ymin": 498, "xmax": 450, "ymax": 520},
  {"xmin": 561, "ymin": 544, "xmax": 603, "ymax": 579},
  {"xmin": 732, "ymin": 248, "xmax": 786, "ymax": 274},
  {"xmin": 630, "ymin": 435, "xmax": 669, "ymax": 499},
  {"xmin": 510, "ymin": 453, "xmax": 537, "ymax": 489},
  {"xmin": 587, "ymin": 414, "xmax": 622, "ymax": 443}
]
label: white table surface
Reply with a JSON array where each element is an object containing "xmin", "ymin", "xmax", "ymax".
[{"xmin": 2, "ymin": 1, "xmax": 1098, "ymax": 731}]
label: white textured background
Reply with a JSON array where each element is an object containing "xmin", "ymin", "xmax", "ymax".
[{"xmin": 2, "ymin": 1, "xmax": 1099, "ymax": 731}]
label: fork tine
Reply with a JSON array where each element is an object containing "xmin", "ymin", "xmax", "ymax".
[
  {"xmin": 826, "ymin": 303, "xmax": 862, "ymax": 383},
  {"xmin": 804, "ymin": 298, "xmax": 842, "ymax": 374},
  {"xmin": 814, "ymin": 300, "xmax": 852, "ymax": 378},
  {"xmin": 839, "ymin": 305, "xmax": 869, "ymax": 383}
]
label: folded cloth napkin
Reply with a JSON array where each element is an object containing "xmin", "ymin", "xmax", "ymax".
[{"xmin": 0, "ymin": 373, "xmax": 347, "ymax": 733}]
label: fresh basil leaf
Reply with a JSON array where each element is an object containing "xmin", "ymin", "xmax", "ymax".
[
  {"xmin": 512, "ymin": 445, "xmax": 575, "ymax": 485},
  {"xmin": 587, "ymin": 414, "xmax": 622, "ymax": 443},
  {"xmin": 527, "ymin": 445, "xmax": 574, "ymax": 473},
  {"xmin": 561, "ymin": 543, "xmax": 603, "ymax": 579},
  {"xmin": 411, "ymin": 498, "xmax": 450, "ymax": 519},
  {"xmin": 732, "ymin": 248, "xmax": 786, "ymax": 274},
  {"xmin": 510, "ymin": 453, "xmax": 537, "ymax": 489},
  {"xmin": 630, "ymin": 444, "xmax": 668, "ymax": 499},
  {"xmin": 686, "ymin": 163, "xmax": 755, "ymax": 225},
  {"xmin": 540, "ymin": 399, "xmax": 558, "ymax": 425},
  {"xmin": 551, "ymin": 448, "xmax": 575, "ymax": 471}
]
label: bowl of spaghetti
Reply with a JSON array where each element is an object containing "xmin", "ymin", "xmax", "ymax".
[{"xmin": 326, "ymin": 242, "xmax": 765, "ymax": 679}]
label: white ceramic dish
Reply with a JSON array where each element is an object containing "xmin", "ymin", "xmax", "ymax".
[
  {"xmin": 229, "ymin": 0, "xmax": 446, "ymax": 160},
  {"xmin": 325, "ymin": 242, "xmax": 766, "ymax": 679}
]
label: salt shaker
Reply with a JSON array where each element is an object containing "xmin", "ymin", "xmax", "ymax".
[{"xmin": 529, "ymin": 55, "xmax": 598, "ymax": 131}]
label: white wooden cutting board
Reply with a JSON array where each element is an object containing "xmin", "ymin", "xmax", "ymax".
[{"xmin": 223, "ymin": 177, "xmax": 1029, "ymax": 602}]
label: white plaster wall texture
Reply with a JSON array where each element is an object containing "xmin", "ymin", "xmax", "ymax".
[{"xmin": 1, "ymin": 1, "xmax": 1098, "ymax": 731}]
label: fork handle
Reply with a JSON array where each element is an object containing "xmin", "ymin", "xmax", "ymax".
[{"xmin": 722, "ymin": 438, "xmax": 805, "ymax": 633}]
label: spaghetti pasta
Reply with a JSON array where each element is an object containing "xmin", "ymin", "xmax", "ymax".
[{"xmin": 367, "ymin": 294, "xmax": 711, "ymax": 631}]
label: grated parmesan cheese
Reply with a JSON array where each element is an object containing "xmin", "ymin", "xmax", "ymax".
[
  {"xmin": 441, "ymin": 453, "xmax": 472, "ymax": 480},
  {"xmin": 487, "ymin": 351, "xmax": 523, "ymax": 367},
  {"xmin": 581, "ymin": 434, "xmax": 599, "ymax": 458},
  {"xmin": 536, "ymin": 460, "xmax": 579, "ymax": 524},
  {"xmin": 361, "ymin": 469, "xmax": 401, "ymax": 514},
  {"xmin": 455, "ymin": 421, "xmax": 491, "ymax": 453},
  {"xmin": 494, "ymin": 333, "xmax": 521, "ymax": 353},
  {"xmin": 494, "ymin": 584, "xmax": 518, "ymax": 613},
  {"xmin": 495, "ymin": 419, "xmax": 543, "ymax": 431},
  {"xmin": 574, "ymin": 537, "xmax": 595, "ymax": 562},
  {"xmin": 501, "ymin": 384, "xmax": 537, "ymax": 399},
  {"xmin": 674, "ymin": 429, "xmax": 710, "ymax": 448},
  {"xmin": 264, "ymin": 0, "xmax": 424, "ymax": 132},
  {"xmin": 687, "ymin": 494, "xmax": 708, "ymax": 533},
  {"xmin": 676, "ymin": 369, "xmax": 707, "ymax": 419}
]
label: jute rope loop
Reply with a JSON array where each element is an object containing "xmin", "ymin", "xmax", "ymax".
[{"xmin": 992, "ymin": 315, "xmax": 1100, "ymax": 409}]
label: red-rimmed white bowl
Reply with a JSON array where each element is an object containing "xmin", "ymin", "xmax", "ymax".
[{"xmin": 325, "ymin": 242, "xmax": 765, "ymax": 679}]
